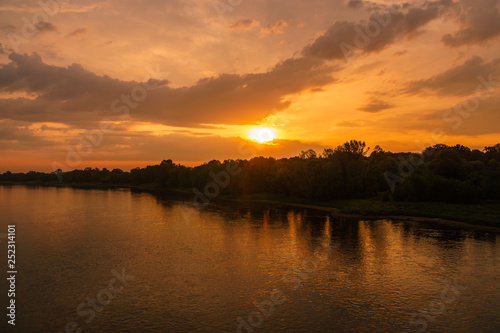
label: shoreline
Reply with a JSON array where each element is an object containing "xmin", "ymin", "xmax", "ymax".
[
  {"xmin": 219, "ymin": 197, "xmax": 500, "ymax": 233},
  {"xmin": 2, "ymin": 181, "xmax": 499, "ymax": 232}
]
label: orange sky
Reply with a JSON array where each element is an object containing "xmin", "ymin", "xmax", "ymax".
[{"xmin": 1, "ymin": 0, "xmax": 500, "ymax": 172}]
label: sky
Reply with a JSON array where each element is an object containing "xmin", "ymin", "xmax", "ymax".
[{"xmin": 0, "ymin": 0, "xmax": 499, "ymax": 172}]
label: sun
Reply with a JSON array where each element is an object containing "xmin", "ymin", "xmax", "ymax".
[{"xmin": 248, "ymin": 127, "xmax": 277, "ymax": 144}]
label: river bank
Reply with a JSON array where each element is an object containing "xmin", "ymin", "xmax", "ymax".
[{"xmin": 218, "ymin": 193, "xmax": 500, "ymax": 232}]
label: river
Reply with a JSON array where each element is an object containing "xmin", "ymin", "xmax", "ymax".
[{"xmin": 0, "ymin": 185, "xmax": 498, "ymax": 332}]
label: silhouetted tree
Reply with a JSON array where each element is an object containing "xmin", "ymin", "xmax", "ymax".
[{"xmin": 2, "ymin": 141, "xmax": 500, "ymax": 204}]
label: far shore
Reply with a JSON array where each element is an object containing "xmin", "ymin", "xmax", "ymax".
[{"xmin": 2, "ymin": 181, "xmax": 499, "ymax": 232}]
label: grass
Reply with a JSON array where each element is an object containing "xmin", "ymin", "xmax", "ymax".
[
  {"xmin": 330, "ymin": 199, "xmax": 500, "ymax": 227},
  {"xmin": 223, "ymin": 192, "xmax": 500, "ymax": 228}
]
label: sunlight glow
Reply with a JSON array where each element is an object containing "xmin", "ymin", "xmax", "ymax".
[{"xmin": 248, "ymin": 127, "xmax": 277, "ymax": 144}]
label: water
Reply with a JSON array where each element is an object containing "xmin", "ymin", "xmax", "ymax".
[{"xmin": 0, "ymin": 185, "xmax": 498, "ymax": 332}]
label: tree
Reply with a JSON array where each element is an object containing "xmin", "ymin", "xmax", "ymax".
[
  {"xmin": 299, "ymin": 149, "xmax": 317, "ymax": 159},
  {"xmin": 322, "ymin": 148, "xmax": 334, "ymax": 159},
  {"xmin": 334, "ymin": 140, "xmax": 369, "ymax": 158},
  {"xmin": 484, "ymin": 144, "xmax": 500, "ymax": 161}
]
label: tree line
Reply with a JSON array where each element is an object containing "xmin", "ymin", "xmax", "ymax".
[{"xmin": 2, "ymin": 141, "xmax": 500, "ymax": 204}]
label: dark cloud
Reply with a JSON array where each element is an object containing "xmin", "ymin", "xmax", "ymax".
[
  {"xmin": 35, "ymin": 22, "xmax": 57, "ymax": 34},
  {"xmin": 442, "ymin": 0, "xmax": 500, "ymax": 47},
  {"xmin": 0, "ymin": 53, "xmax": 337, "ymax": 128},
  {"xmin": 228, "ymin": 19, "xmax": 260, "ymax": 31},
  {"xmin": 0, "ymin": 120, "xmax": 57, "ymax": 149},
  {"xmin": 66, "ymin": 28, "xmax": 88, "ymax": 38},
  {"xmin": 261, "ymin": 20, "xmax": 288, "ymax": 34},
  {"xmin": 0, "ymin": 24, "xmax": 16, "ymax": 30},
  {"xmin": 393, "ymin": 49, "xmax": 407, "ymax": 57},
  {"xmin": 350, "ymin": 60, "xmax": 385, "ymax": 74},
  {"xmin": 137, "ymin": 56, "xmax": 337, "ymax": 126},
  {"xmin": 404, "ymin": 56, "xmax": 500, "ymax": 96},
  {"xmin": 357, "ymin": 97, "xmax": 394, "ymax": 112},
  {"xmin": 302, "ymin": 0, "xmax": 452, "ymax": 60},
  {"xmin": 99, "ymin": 41, "xmax": 113, "ymax": 47},
  {"xmin": 346, "ymin": 0, "xmax": 386, "ymax": 11},
  {"xmin": 0, "ymin": 53, "xmax": 135, "ymax": 102},
  {"xmin": 0, "ymin": 43, "xmax": 4, "ymax": 54},
  {"xmin": 347, "ymin": 0, "xmax": 364, "ymax": 9}
]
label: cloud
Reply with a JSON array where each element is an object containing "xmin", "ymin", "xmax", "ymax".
[
  {"xmin": 0, "ymin": 53, "xmax": 337, "ymax": 128},
  {"xmin": 434, "ymin": 94, "xmax": 500, "ymax": 135},
  {"xmin": 350, "ymin": 60, "xmax": 385, "ymax": 74},
  {"xmin": 442, "ymin": 0, "xmax": 500, "ymax": 47},
  {"xmin": 66, "ymin": 28, "xmax": 88, "ymax": 38},
  {"xmin": 347, "ymin": 0, "xmax": 364, "ymax": 9},
  {"xmin": 302, "ymin": 0, "xmax": 452, "ymax": 60},
  {"xmin": 261, "ymin": 20, "xmax": 288, "ymax": 34},
  {"xmin": 0, "ymin": 124, "xmax": 326, "ymax": 166},
  {"xmin": 0, "ymin": 2, "xmax": 99, "ymax": 14},
  {"xmin": 392, "ymin": 92, "xmax": 500, "ymax": 136},
  {"xmin": 228, "ymin": 19, "xmax": 260, "ymax": 31},
  {"xmin": 0, "ymin": 120, "xmax": 57, "ymax": 149},
  {"xmin": 0, "ymin": 24, "xmax": 15, "ymax": 30},
  {"xmin": 393, "ymin": 49, "xmax": 407, "ymax": 57},
  {"xmin": 404, "ymin": 56, "xmax": 500, "ymax": 96},
  {"xmin": 346, "ymin": 0, "xmax": 385, "ymax": 11},
  {"xmin": 0, "ymin": 43, "xmax": 4, "ymax": 54},
  {"xmin": 110, "ymin": 134, "xmax": 327, "ymax": 162},
  {"xmin": 99, "ymin": 41, "xmax": 113, "ymax": 47},
  {"xmin": 357, "ymin": 97, "xmax": 394, "ymax": 112},
  {"xmin": 35, "ymin": 22, "xmax": 57, "ymax": 34}
]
